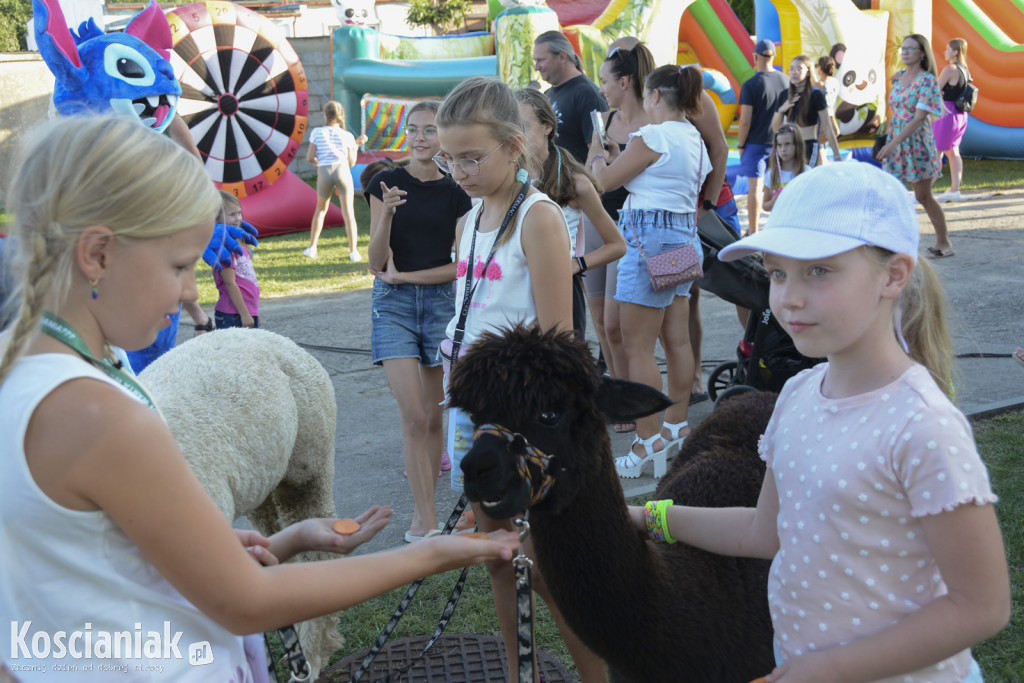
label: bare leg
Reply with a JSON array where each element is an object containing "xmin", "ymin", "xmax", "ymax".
[
  {"xmin": 475, "ymin": 502, "xmax": 608, "ymax": 682},
  {"xmin": 382, "ymin": 358, "xmax": 442, "ymax": 536},
  {"xmin": 658, "ymin": 295, "xmax": 693, "ymax": 436},
  {"xmin": 309, "ymin": 195, "xmax": 331, "ymax": 251},
  {"xmin": 588, "ymin": 295, "xmax": 612, "ymax": 374},
  {"xmin": 948, "ymin": 147, "xmax": 963, "ymax": 192},
  {"xmin": 619, "ymin": 301, "xmax": 668, "ymax": 453},
  {"xmin": 746, "ymin": 176, "xmax": 764, "ymax": 235},
  {"xmin": 337, "ymin": 178, "xmax": 359, "ymax": 256},
  {"xmin": 687, "ymin": 287, "xmax": 703, "ymax": 395},
  {"xmin": 913, "ymin": 179, "xmax": 951, "ymax": 251}
]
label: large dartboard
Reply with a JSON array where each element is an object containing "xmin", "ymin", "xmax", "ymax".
[{"xmin": 167, "ymin": 1, "xmax": 308, "ymax": 198}]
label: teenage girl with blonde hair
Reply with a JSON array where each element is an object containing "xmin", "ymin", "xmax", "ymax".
[
  {"xmin": 436, "ymin": 77, "xmax": 608, "ymax": 682},
  {"xmin": 0, "ymin": 115, "xmax": 517, "ymax": 680},
  {"xmin": 630, "ymin": 162, "xmax": 1009, "ymax": 683},
  {"xmin": 306, "ymin": 100, "xmax": 366, "ymax": 260}
]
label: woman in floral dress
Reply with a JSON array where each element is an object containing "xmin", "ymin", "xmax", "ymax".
[{"xmin": 876, "ymin": 34, "xmax": 953, "ymax": 258}]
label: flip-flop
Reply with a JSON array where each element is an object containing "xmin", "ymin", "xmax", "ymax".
[
  {"xmin": 924, "ymin": 246, "xmax": 956, "ymax": 259},
  {"xmin": 689, "ymin": 392, "xmax": 709, "ymax": 405},
  {"xmin": 404, "ymin": 529, "xmax": 442, "ymax": 543}
]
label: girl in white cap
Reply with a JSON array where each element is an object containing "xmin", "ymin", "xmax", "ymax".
[{"xmin": 630, "ymin": 162, "xmax": 1009, "ymax": 683}]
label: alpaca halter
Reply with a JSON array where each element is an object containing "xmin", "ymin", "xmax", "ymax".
[{"xmin": 474, "ymin": 423, "xmax": 556, "ymax": 506}]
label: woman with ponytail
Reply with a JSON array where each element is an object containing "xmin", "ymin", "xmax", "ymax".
[
  {"xmin": 589, "ymin": 65, "xmax": 711, "ymax": 479},
  {"xmin": 514, "ymin": 88, "xmax": 626, "ymax": 337}
]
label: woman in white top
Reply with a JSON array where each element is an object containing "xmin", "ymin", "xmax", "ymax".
[
  {"xmin": 305, "ymin": 100, "xmax": 367, "ymax": 260},
  {"xmin": 589, "ymin": 65, "xmax": 710, "ymax": 480}
]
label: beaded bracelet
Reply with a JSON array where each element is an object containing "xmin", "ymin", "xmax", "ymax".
[{"xmin": 644, "ymin": 499, "xmax": 676, "ymax": 544}]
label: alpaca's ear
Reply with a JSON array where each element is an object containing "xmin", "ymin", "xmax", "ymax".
[{"xmin": 596, "ymin": 378, "xmax": 673, "ymax": 423}]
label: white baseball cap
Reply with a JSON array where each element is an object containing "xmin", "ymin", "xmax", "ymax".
[{"xmin": 720, "ymin": 162, "xmax": 920, "ymax": 264}]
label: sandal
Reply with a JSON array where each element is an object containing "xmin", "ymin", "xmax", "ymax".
[
  {"xmin": 615, "ymin": 433, "xmax": 667, "ymax": 479},
  {"xmin": 661, "ymin": 421, "xmax": 689, "ymax": 459},
  {"xmin": 924, "ymin": 246, "xmax": 955, "ymax": 259},
  {"xmin": 404, "ymin": 528, "xmax": 442, "ymax": 543},
  {"xmin": 613, "ymin": 422, "xmax": 636, "ymax": 434}
]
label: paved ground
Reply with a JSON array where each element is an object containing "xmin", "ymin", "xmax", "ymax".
[{"xmin": 221, "ymin": 188, "xmax": 1024, "ymax": 553}]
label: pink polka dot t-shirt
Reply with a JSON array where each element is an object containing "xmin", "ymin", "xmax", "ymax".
[{"xmin": 760, "ymin": 363, "xmax": 997, "ymax": 682}]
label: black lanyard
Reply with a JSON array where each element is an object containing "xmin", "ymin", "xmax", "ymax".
[
  {"xmin": 450, "ymin": 181, "xmax": 530, "ymax": 361},
  {"xmin": 39, "ymin": 311, "xmax": 157, "ymax": 411}
]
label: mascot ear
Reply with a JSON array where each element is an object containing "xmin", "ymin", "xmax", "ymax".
[
  {"xmin": 124, "ymin": 0, "xmax": 173, "ymax": 61},
  {"xmin": 33, "ymin": 0, "xmax": 85, "ymax": 88}
]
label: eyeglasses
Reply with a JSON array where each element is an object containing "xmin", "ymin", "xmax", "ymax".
[
  {"xmin": 432, "ymin": 142, "xmax": 504, "ymax": 176},
  {"xmin": 899, "ymin": 46, "xmax": 920, "ymax": 53},
  {"xmin": 405, "ymin": 125, "xmax": 437, "ymax": 140}
]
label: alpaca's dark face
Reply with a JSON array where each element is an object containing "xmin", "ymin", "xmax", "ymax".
[{"xmin": 450, "ymin": 325, "xmax": 671, "ymax": 519}]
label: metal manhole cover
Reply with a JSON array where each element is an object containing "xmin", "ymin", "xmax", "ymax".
[{"xmin": 318, "ymin": 633, "xmax": 574, "ymax": 682}]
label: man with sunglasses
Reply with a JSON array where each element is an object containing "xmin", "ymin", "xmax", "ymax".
[
  {"xmin": 533, "ymin": 30, "xmax": 608, "ymax": 163},
  {"xmin": 737, "ymin": 38, "xmax": 790, "ymax": 235}
]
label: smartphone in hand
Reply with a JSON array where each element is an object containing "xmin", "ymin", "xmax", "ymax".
[{"xmin": 590, "ymin": 110, "xmax": 607, "ymax": 149}]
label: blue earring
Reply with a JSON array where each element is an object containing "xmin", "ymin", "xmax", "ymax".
[
  {"xmin": 89, "ymin": 278, "xmax": 100, "ymax": 300},
  {"xmin": 516, "ymin": 167, "xmax": 529, "ymax": 182}
]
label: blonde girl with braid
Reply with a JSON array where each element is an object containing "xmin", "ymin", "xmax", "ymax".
[{"xmin": 0, "ymin": 115, "xmax": 517, "ymax": 680}]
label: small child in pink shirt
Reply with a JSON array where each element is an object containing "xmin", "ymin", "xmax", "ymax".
[
  {"xmin": 630, "ymin": 163, "xmax": 1009, "ymax": 683},
  {"xmin": 212, "ymin": 191, "xmax": 260, "ymax": 329}
]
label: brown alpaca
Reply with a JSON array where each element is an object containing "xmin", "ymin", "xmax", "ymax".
[{"xmin": 449, "ymin": 325, "xmax": 775, "ymax": 683}]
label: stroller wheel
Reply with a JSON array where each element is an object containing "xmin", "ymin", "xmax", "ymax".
[
  {"xmin": 708, "ymin": 361, "xmax": 738, "ymax": 401},
  {"xmin": 715, "ymin": 384, "xmax": 757, "ymax": 408}
]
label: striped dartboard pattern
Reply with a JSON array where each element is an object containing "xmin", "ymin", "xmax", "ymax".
[{"xmin": 167, "ymin": 1, "xmax": 308, "ymax": 198}]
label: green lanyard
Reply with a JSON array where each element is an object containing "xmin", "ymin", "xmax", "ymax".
[{"xmin": 40, "ymin": 311, "xmax": 158, "ymax": 412}]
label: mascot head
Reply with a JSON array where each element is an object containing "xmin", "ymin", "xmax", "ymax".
[
  {"xmin": 330, "ymin": 0, "xmax": 375, "ymax": 27},
  {"xmin": 34, "ymin": 0, "xmax": 180, "ymax": 132}
]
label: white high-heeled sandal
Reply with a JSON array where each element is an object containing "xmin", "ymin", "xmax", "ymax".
[
  {"xmin": 661, "ymin": 421, "xmax": 689, "ymax": 459},
  {"xmin": 615, "ymin": 433, "xmax": 667, "ymax": 479}
]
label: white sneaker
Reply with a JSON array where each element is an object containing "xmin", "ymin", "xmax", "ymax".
[
  {"xmin": 937, "ymin": 190, "xmax": 961, "ymax": 203},
  {"xmin": 302, "ymin": 246, "xmax": 317, "ymax": 258},
  {"xmin": 349, "ymin": 249, "xmax": 362, "ymax": 262}
]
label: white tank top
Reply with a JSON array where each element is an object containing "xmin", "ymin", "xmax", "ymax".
[
  {"xmin": 0, "ymin": 353, "xmax": 255, "ymax": 681},
  {"xmin": 445, "ymin": 192, "xmax": 570, "ymax": 348}
]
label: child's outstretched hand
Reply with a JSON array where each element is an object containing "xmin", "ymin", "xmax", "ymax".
[
  {"xmin": 236, "ymin": 529, "xmax": 279, "ymax": 566},
  {"xmin": 416, "ymin": 530, "xmax": 520, "ymax": 571},
  {"xmin": 294, "ymin": 506, "xmax": 393, "ymax": 555}
]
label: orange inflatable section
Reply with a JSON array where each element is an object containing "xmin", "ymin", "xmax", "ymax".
[
  {"xmin": 679, "ymin": 10, "xmax": 742, "ymax": 94},
  {"xmin": 933, "ymin": 1, "xmax": 1024, "ymax": 127},
  {"xmin": 973, "ymin": 0, "xmax": 1024, "ymax": 42}
]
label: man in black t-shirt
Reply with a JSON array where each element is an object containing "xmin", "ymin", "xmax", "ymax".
[
  {"xmin": 533, "ymin": 30, "xmax": 608, "ymax": 163},
  {"xmin": 737, "ymin": 39, "xmax": 789, "ymax": 235}
]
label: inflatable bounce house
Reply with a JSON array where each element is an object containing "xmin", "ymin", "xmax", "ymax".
[{"xmin": 32, "ymin": 0, "xmax": 1024, "ymax": 234}]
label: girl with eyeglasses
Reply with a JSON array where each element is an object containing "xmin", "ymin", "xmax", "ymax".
[
  {"xmin": 772, "ymin": 55, "xmax": 842, "ymax": 167},
  {"xmin": 305, "ymin": 100, "xmax": 367, "ymax": 260},
  {"xmin": 365, "ymin": 100, "xmax": 473, "ymax": 543},
  {"xmin": 875, "ymin": 34, "xmax": 953, "ymax": 259},
  {"xmin": 436, "ymin": 77, "xmax": 608, "ymax": 682}
]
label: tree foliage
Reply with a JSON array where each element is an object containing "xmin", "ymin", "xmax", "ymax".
[
  {"xmin": 406, "ymin": 0, "xmax": 472, "ymax": 34},
  {"xmin": 728, "ymin": 0, "xmax": 753, "ymax": 35},
  {"xmin": 0, "ymin": 0, "xmax": 33, "ymax": 51}
]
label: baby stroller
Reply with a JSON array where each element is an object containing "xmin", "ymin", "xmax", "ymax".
[{"xmin": 696, "ymin": 213, "xmax": 823, "ymax": 405}]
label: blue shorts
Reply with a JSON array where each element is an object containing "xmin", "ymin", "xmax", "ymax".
[
  {"xmin": 615, "ymin": 208, "xmax": 703, "ymax": 309},
  {"xmin": 371, "ymin": 279, "xmax": 455, "ymax": 366},
  {"xmin": 215, "ymin": 311, "xmax": 260, "ymax": 329},
  {"xmin": 739, "ymin": 143, "xmax": 772, "ymax": 178}
]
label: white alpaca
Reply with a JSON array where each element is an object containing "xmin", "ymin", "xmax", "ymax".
[{"xmin": 140, "ymin": 327, "xmax": 341, "ymax": 679}]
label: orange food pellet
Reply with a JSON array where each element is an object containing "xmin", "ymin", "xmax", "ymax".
[
  {"xmin": 461, "ymin": 532, "xmax": 491, "ymax": 540},
  {"xmin": 749, "ymin": 677, "xmax": 768, "ymax": 683},
  {"xmin": 332, "ymin": 519, "xmax": 361, "ymax": 535}
]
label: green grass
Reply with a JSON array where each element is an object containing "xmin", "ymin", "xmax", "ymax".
[{"xmin": 323, "ymin": 414, "xmax": 1024, "ymax": 682}]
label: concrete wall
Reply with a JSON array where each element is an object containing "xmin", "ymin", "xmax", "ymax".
[
  {"xmin": 290, "ymin": 36, "xmax": 333, "ymax": 179},
  {"xmin": 0, "ymin": 53, "xmax": 55, "ymax": 198}
]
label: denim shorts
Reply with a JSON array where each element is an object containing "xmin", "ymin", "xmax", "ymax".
[
  {"xmin": 371, "ymin": 279, "xmax": 455, "ymax": 366},
  {"xmin": 615, "ymin": 208, "xmax": 703, "ymax": 309},
  {"xmin": 215, "ymin": 311, "xmax": 260, "ymax": 329}
]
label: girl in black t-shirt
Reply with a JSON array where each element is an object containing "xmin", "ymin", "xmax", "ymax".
[
  {"xmin": 366, "ymin": 101, "xmax": 472, "ymax": 543},
  {"xmin": 773, "ymin": 55, "xmax": 842, "ymax": 166}
]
